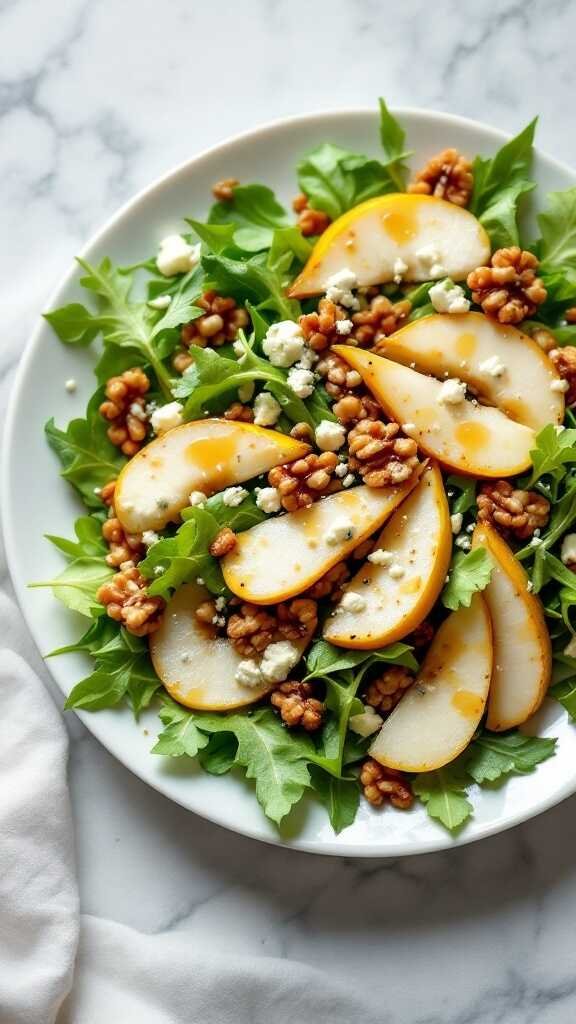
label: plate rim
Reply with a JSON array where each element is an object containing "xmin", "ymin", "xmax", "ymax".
[{"xmin": 4, "ymin": 104, "xmax": 576, "ymax": 857}]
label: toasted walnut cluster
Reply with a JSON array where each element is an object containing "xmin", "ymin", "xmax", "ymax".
[
  {"xmin": 268, "ymin": 452, "xmax": 341, "ymax": 512},
  {"xmin": 224, "ymin": 401, "xmax": 254, "ymax": 422},
  {"xmin": 212, "ymin": 177, "xmax": 239, "ymax": 201},
  {"xmin": 172, "ymin": 291, "xmax": 250, "ymax": 371},
  {"xmin": 364, "ymin": 666, "xmax": 414, "ymax": 715},
  {"xmin": 226, "ymin": 598, "xmax": 318, "ymax": 657},
  {"xmin": 299, "ymin": 298, "xmax": 355, "ymax": 352},
  {"xmin": 467, "ymin": 248, "xmax": 547, "ymax": 325},
  {"xmin": 360, "ymin": 759, "xmax": 414, "ymax": 809},
  {"xmin": 97, "ymin": 563, "xmax": 164, "ymax": 636},
  {"xmin": 409, "ymin": 619, "xmax": 435, "ymax": 650},
  {"xmin": 99, "ymin": 368, "xmax": 150, "ymax": 457},
  {"xmin": 332, "ymin": 392, "xmax": 382, "ymax": 426},
  {"xmin": 351, "ymin": 293, "xmax": 412, "ymax": 346},
  {"xmin": 316, "ymin": 350, "xmax": 364, "ymax": 400},
  {"xmin": 477, "ymin": 480, "xmax": 550, "ymax": 540},
  {"xmin": 292, "ymin": 193, "xmax": 332, "ymax": 237},
  {"xmin": 299, "ymin": 294, "xmax": 412, "ymax": 355},
  {"xmin": 549, "ymin": 346, "xmax": 576, "ymax": 405},
  {"xmin": 306, "ymin": 561, "xmax": 350, "ymax": 601},
  {"xmin": 408, "ymin": 147, "xmax": 473, "ymax": 207},
  {"xmin": 271, "ymin": 680, "xmax": 325, "ymax": 731},
  {"xmin": 209, "ymin": 527, "xmax": 237, "ymax": 558},
  {"xmin": 348, "ymin": 419, "xmax": 419, "ymax": 487},
  {"xmin": 102, "ymin": 516, "xmax": 143, "ymax": 568}
]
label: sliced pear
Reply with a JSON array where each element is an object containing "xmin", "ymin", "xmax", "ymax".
[
  {"xmin": 472, "ymin": 523, "xmax": 551, "ymax": 731},
  {"xmin": 115, "ymin": 418, "xmax": 309, "ymax": 534},
  {"xmin": 222, "ymin": 478, "xmax": 421, "ymax": 604},
  {"xmin": 378, "ymin": 312, "xmax": 564, "ymax": 432},
  {"xmin": 289, "ymin": 193, "xmax": 490, "ymax": 297},
  {"xmin": 370, "ymin": 594, "xmax": 492, "ymax": 772},
  {"xmin": 150, "ymin": 582, "xmax": 306, "ymax": 711},
  {"xmin": 324, "ymin": 463, "xmax": 451, "ymax": 649},
  {"xmin": 334, "ymin": 346, "xmax": 535, "ymax": 478}
]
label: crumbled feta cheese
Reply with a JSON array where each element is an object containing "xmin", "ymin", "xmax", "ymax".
[
  {"xmin": 401, "ymin": 422, "xmax": 417, "ymax": 436},
  {"xmin": 367, "ymin": 549, "xmax": 393, "ymax": 566},
  {"xmin": 340, "ymin": 591, "xmax": 367, "ymax": 613},
  {"xmin": 561, "ymin": 533, "xmax": 576, "ymax": 565},
  {"xmin": 429, "ymin": 278, "xmax": 470, "ymax": 314},
  {"xmin": 530, "ymin": 535, "xmax": 542, "ymax": 547},
  {"xmin": 222, "ymin": 486, "xmax": 248, "ymax": 507},
  {"xmin": 255, "ymin": 486, "xmax": 281, "ymax": 514},
  {"xmin": 342, "ymin": 473, "xmax": 356, "ymax": 488},
  {"xmin": 214, "ymin": 596, "xmax": 227, "ymax": 612},
  {"xmin": 156, "ymin": 235, "xmax": 201, "ymax": 277},
  {"xmin": 326, "ymin": 516, "xmax": 356, "ymax": 547},
  {"xmin": 388, "ymin": 563, "xmax": 405, "ymax": 580},
  {"xmin": 455, "ymin": 534, "xmax": 471, "ymax": 551},
  {"xmin": 233, "ymin": 339, "xmax": 246, "ymax": 358},
  {"xmin": 196, "ymin": 576, "xmax": 205, "ymax": 585},
  {"xmin": 262, "ymin": 320, "xmax": 306, "ymax": 367},
  {"xmin": 479, "ymin": 354, "xmax": 506, "ymax": 378},
  {"xmin": 287, "ymin": 366, "xmax": 315, "ymax": 398},
  {"xmin": 450, "ymin": 513, "xmax": 463, "ymax": 535},
  {"xmin": 551, "ymin": 378, "xmax": 570, "ymax": 393},
  {"xmin": 189, "ymin": 491, "xmax": 207, "ymax": 507},
  {"xmin": 260, "ymin": 641, "xmax": 301, "ymax": 683},
  {"xmin": 437, "ymin": 378, "xmax": 467, "ymax": 406},
  {"xmin": 393, "ymin": 257, "xmax": 408, "ymax": 284},
  {"xmin": 235, "ymin": 659, "xmax": 264, "ymax": 688},
  {"xmin": 315, "ymin": 419, "xmax": 346, "ymax": 451},
  {"xmin": 142, "ymin": 530, "xmax": 159, "ymax": 547},
  {"xmin": 151, "ymin": 401, "xmax": 184, "ymax": 435},
  {"xmin": 295, "ymin": 346, "xmax": 318, "ymax": 370},
  {"xmin": 526, "ymin": 580, "xmax": 534, "ymax": 593},
  {"xmin": 335, "ymin": 318, "xmax": 354, "ymax": 336},
  {"xmin": 129, "ymin": 402, "xmax": 148, "ymax": 421},
  {"xmin": 93, "ymin": 487, "xmax": 102, "ymax": 496},
  {"xmin": 253, "ymin": 392, "xmax": 281, "ymax": 426},
  {"xmin": 416, "ymin": 245, "xmax": 445, "ymax": 278},
  {"xmin": 148, "ymin": 294, "xmax": 172, "ymax": 310},
  {"xmin": 349, "ymin": 705, "xmax": 383, "ymax": 738},
  {"xmin": 325, "ymin": 268, "xmax": 360, "ymax": 310},
  {"xmin": 334, "ymin": 462, "xmax": 349, "ymax": 478},
  {"xmin": 64, "ymin": 378, "xmax": 77, "ymax": 393},
  {"xmin": 564, "ymin": 635, "xmax": 576, "ymax": 659},
  {"xmin": 238, "ymin": 381, "xmax": 255, "ymax": 403}
]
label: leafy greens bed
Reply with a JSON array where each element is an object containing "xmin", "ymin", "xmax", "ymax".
[{"xmin": 37, "ymin": 101, "xmax": 576, "ymax": 837}]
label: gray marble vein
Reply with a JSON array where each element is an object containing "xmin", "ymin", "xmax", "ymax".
[{"xmin": 3, "ymin": 1, "xmax": 576, "ymax": 1021}]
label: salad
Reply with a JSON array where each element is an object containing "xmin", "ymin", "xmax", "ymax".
[{"xmin": 38, "ymin": 100, "xmax": 576, "ymax": 837}]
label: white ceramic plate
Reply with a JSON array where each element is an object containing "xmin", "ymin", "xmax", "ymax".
[{"xmin": 4, "ymin": 108, "xmax": 576, "ymax": 857}]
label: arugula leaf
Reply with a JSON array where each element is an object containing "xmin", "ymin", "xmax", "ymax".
[
  {"xmin": 551, "ymin": 654, "xmax": 576, "ymax": 719},
  {"xmin": 198, "ymin": 733, "xmax": 238, "ymax": 775},
  {"xmin": 525, "ymin": 424, "xmax": 576, "ymax": 487},
  {"xmin": 64, "ymin": 627, "xmax": 161, "ymax": 715},
  {"xmin": 378, "ymin": 97, "xmax": 411, "ymax": 191},
  {"xmin": 309, "ymin": 766, "xmax": 360, "ymax": 834},
  {"xmin": 297, "ymin": 143, "xmax": 396, "ymax": 221},
  {"xmin": 197, "ymin": 491, "xmax": 268, "ymax": 533},
  {"xmin": 305, "ymin": 639, "xmax": 418, "ymax": 678},
  {"xmin": 207, "ymin": 183, "xmax": 291, "ymax": 252},
  {"xmin": 442, "ymin": 547, "xmax": 493, "ymax": 611},
  {"xmin": 518, "ymin": 476, "xmax": 576, "ymax": 563},
  {"xmin": 413, "ymin": 764, "xmax": 473, "ymax": 832},
  {"xmin": 30, "ymin": 556, "xmax": 112, "ymax": 618},
  {"xmin": 446, "ymin": 474, "xmax": 477, "ymax": 516},
  {"xmin": 45, "ymin": 515, "xmax": 106, "ymax": 559},
  {"xmin": 466, "ymin": 730, "xmax": 557, "ymax": 783},
  {"xmin": 139, "ymin": 507, "xmax": 226, "ymax": 598},
  {"xmin": 44, "ymin": 303, "xmax": 99, "ymax": 346},
  {"xmin": 49, "ymin": 614, "xmax": 119, "ymax": 658},
  {"xmin": 188, "ymin": 219, "xmax": 238, "ymax": 255},
  {"xmin": 202, "ymin": 251, "xmax": 299, "ymax": 321},
  {"xmin": 470, "ymin": 119, "xmax": 537, "ymax": 248},
  {"xmin": 152, "ymin": 702, "xmax": 210, "ymax": 757},
  {"xmin": 45, "ymin": 392, "xmax": 126, "ymax": 510},
  {"xmin": 537, "ymin": 187, "xmax": 576, "ymax": 272}
]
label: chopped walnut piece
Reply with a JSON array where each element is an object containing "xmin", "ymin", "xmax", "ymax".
[
  {"xmin": 408, "ymin": 147, "xmax": 473, "ymax": 207},
  {"xmin": 409, "ymin": 619, "xmax": 435, "ymax": 649},
  {"xmin": 352, "ymin": 294, "xmax": 412, "ymax": 346},
  {"xmin": 99, "ymin": 480, "xmax": 117, "ymax": 507},
  {"xmin": 316, "ymin": 350, "xmax": 364, "ymax": 400},
  {"xmin": 227, "ymin": 603, "xmax": 277, "ymax": 656},
  {"xmin": 172, "ymin": 349, "xmax": 194, "ymax": 374},
  {"xmin": 347, "ymin": 419, "xmax": 419, "ymax": 488},
  {"xmin": 99, "ymin": 368, "xmax": 150, "ymax": 457},
  {"xmin": 565, "ymin": 307, "xmax": 576, "ymax": 324},
  {"xmin": 209, "ymin": 527, "xmax": 237, "ymax": 557},
  {"xmin": 530, "ymin": 326, "xmax": 556, "ymax": 353},
  {"xmin": 477, "ymin": 480, "xmax": 550, "ymax": 540},
  {"xmin": 271, "ymin": 680, "xmax": 325, "ymax": 731},
  {"xmin": 299, "ymin": 298, "xmax": 351, "ymax": 352},
  {"xmin": 180, "ymin": 290, "xmax": 250, "ymax": 349},
  {"xmin": 292, "ymin": 193, "xmax": 332, "ymax": 237},
  {"xmin": 360, "ymin": 759, "xmax": 414, "ymax": 809},
  {"xmin": 212, "ymin": 177, "xmax": 239, "ymax": 201},
  {"xmin": 290, "ymin": 421, "xmax": 315, "ymax": 443},
  {"xmin": 365, "ymin": 666, "xmax": 414, "ymax": 715},
  {"xmin": 306, "ymin": 562, "xmax": 350, "ymax": 601},
  {"xmin": 332, "ymin": 392, "xmax": 382, "ymax": 425},
  {"xmin": 102, "ymin": 516, "xmax": 144, "ymax": 568},
  {"xmin": 224, "ymin": 401, "xmax": 254, "ymax": 422},
  {"xmin": 195, "ymin": 600, "xmax": 218, "ymax": 625},
  {"xmin": 467, "ymin": 248, "xmax": 547, "ymax": 325},
  {"xmin": 277, "ymin": 598, "xmax": 318, "ymax": 642},
  {"xmin": 549, "ymin": 346, "xmax": 576, "ymax": 405},
  {"xmin": 97, "ymin": 564, "xmax": 164, "ymax": 636},
  {"xmin": 268, "ymin": 452, "xmax": 341, "ymax": 512}
]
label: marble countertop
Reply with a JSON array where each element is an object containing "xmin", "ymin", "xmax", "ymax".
[{"xmin": 3, "ymin": 0, "xmax": 576, "ymax": 1020}]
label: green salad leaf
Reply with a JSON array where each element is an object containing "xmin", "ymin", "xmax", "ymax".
[
  {"xmin": 45, "ymin": 393, "xmax": 126, "ymax": 510},
  {"xmin": 202, "ymin": 251, "xmax": 299, "ymax": 321},
  {"xmin": 31, "ymin": 516, "xmax": 112, "ymax": 617},
  {"xmin": 44, "ymin": 303, "xmax": 100, "ymax": 346},
  {"xmin": 551, "ymin": 653, "xmax": 576, "ymax": 719},
  {"xmin": 207, "ymin": 183, "xmax": 291, "ymax": 252},
  {"xmin": 537, "ymin": 187, "xmax": 576, "ymax": 273},
  {"xmin": 309, "ymin": 767, "xmax": 360, "ymax": 834},
  {"xmin": 378, "ymin": 97, "xmax": 411, "ymax": 191},
  {"xmin": 64, "ymin": 627, "xmax": 161, "ymax": 715},
  {"xmin": 466, "ymin": 731, "xmax": 556, "ymax": 783},
  {"xmin": 446, "ymin": 475, "xmax": 477, "ymax": 517},
  {"xmin": 442, "ymin": 547, "xmax": 493, "ymax": 611},
  {"xmin": 413, "ymin": 764, "xmax": 473, "ymax": 832},
  {"xmin": 139, "ymin": 508, "xmax": 226, "ymax": 598},
  {"xmin": 470, "ymin": 119, "xmax": 537, "ymax": 249},
  {"xmin": 152, "ymin": 702, "xmax": 210, "ymax": 757},
  {"xmin": 525, "ymin": 424, "xmax": 576, "ymax": 487}
]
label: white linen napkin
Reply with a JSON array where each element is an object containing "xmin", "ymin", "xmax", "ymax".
[{"xmin": 0, "ymin": 591, "xmax": 379, "ymax": 1024}]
